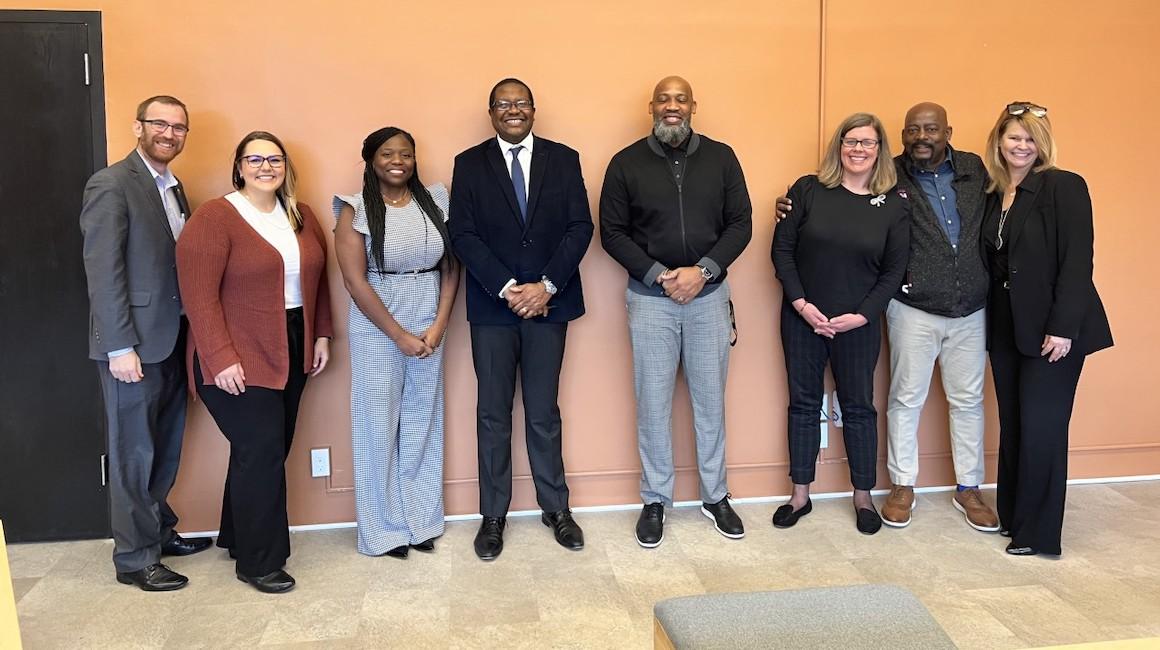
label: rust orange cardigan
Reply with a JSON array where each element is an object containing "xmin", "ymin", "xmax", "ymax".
[{"xmin": 176, "ymin": 197, "xmax": 333, "ymax": 390}]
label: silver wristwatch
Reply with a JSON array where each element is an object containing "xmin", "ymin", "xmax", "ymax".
[
  {"xmin": 696, "ymin": 265, "xmax": 713, "ymax": 281},
  {"xmin": 541, "ymin": 276, "xmax": 558, "ymax": 295}
]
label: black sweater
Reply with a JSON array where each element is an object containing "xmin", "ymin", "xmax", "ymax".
[
  {"xmin": 600, "ymin": 133, "xmax": 752, "ymax": 288},
  {"xmin": 771, "ymin": 175, "xmax": 910, "ymax": 320}
]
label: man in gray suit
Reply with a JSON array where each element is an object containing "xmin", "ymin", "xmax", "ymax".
[{"xmin": 80, "ymin": 95, "xmax": 210, "ymax": 592}]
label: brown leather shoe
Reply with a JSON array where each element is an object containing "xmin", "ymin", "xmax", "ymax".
[
  {"xmin": 953, "ymin": 488, "xmax": 1000, "ymax": 532},
  {"xmin": 880, "ymin": 485, "xmax": 914, "ymax": 527}
]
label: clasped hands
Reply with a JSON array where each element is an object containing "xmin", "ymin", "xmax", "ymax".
[
  {"xmin": 659, "ymin": 267, "xmax": 706, "ymax": 304},
  {"xmin": 506, "ymin": 282, "xmax": 551, "ymax": 319},
  {"xmin": 396, "ymin": 327, "xmax": 446, "ymax": 359},
  {"xmin": 792, "ymin": 298, "xmax": 867, "ymax": 338}
]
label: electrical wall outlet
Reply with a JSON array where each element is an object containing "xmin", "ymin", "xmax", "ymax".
[
  {"xmin": 310, "ymin": 447, "xmax": 331, "ymax": 478},
  {"xmin": 819, "ymin": 393, "xmax": 829, "ymax": 449}
]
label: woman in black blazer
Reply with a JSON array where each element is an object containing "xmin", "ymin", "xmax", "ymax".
[{"xmin": 981, "ymin": 102, "xmax": 1113, "ymax": 557}]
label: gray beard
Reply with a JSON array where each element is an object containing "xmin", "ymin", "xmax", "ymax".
[{"xmin": 652, "ymin": 118, "xmax": 691, "ymax": 147}]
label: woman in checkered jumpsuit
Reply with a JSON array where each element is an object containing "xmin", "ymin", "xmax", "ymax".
[{"xmin": 334, "ymin": 127, "xmax": 459, "ymax": 558}]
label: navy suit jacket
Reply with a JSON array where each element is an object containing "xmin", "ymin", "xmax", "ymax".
[{"xmin": 449, "ymin": 136, "xmax": 593, "ymax": 325}]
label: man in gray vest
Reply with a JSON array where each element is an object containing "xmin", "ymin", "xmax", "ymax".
[
  {"xmin": 777, "ymin": 102, "xmax": 998, "ymax": 531},
  {"xmin": 80, "ymin": 95, "xmax": 211, "ymax": 592}
]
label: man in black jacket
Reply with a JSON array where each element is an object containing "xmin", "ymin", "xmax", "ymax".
[{"xmin": 600, "ymin": 76, "xmax": 752, "ymax": 548}]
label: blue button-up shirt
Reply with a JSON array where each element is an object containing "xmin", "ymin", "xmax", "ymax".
[{"xmin": 909, "ymin": 151, "xmax": 960, "ymax": 249}]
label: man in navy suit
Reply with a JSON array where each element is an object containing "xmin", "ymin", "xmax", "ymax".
[{"xmin": 449, "ymin": 78, "xmax": 594, "ymax": 561}]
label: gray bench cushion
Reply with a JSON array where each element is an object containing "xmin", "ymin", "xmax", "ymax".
[{"xmin": 653, "ymin": 584, "xmax": 955, "ymax": 649}]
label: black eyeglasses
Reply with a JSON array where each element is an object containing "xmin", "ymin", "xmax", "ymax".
[
  {"xmin": 1007, "ymin": 103, "xmax": 1047, "ymax": 118},
  {"xmin": 841, "ymin": 138, "xmax": 880, "ymax": 150},
  {"xmin": 491, "ymin": 100, "xmax": 534, "ymax": 112},
  {"xmin": 238, "ymin": 155, "xmax": 286, "ymax": 169},
  {"xmin": 139, "ymin": 119, "xmax": 189, "ymax": 136}
]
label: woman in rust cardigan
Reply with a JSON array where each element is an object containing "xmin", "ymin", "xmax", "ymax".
[{"xmin": 177, "ymin": 131, "xmax": 333, "ymax": 593}]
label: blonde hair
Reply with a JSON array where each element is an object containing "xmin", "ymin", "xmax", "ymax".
[
  {"xmin": 984, "ymin": 102, "xmax": 1057, "ymax": 194},
  {"xmin": 818, "ymin": 112, "xmax": 897, "ymax": 196}
]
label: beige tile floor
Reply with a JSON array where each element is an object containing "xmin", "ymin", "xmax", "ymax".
[{"xmin": 9, "ymin": 481, "xmax": 1160, "ymax": 649}]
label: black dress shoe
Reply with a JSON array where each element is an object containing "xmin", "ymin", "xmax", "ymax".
[
  {"xmin": 385, "ymin": 545, "xmax": 409, "ymax": 559},
  {"xmin": 1005, "ymin": 541, "xmax": 1037, "ymax": 556},
  {"xmin": 701, "ymin": 494, "xmax": 745, "ymax": 539},
  {"xmin": 855, "ymin": 507, "xmax": 883, "ymax": 535},
  {"xmin": 161, "ymin": 534, "xmax": 213, "ymax": 557},
  {"xmin": 474, "ymin": 516, "xmax": 506, "ymax": 561},
  {"xmin": 236, "ymin": 569, "xmax": 296, "ymax": 594},
  {"xmin": 772, "ymin": 500, "xmax": 813, "ymax": 528},
  {"xmin": 410, "ymin": 538, "xmax": 436, "ymax": 553},
  {"xmin": 542, "ymin": 510, "xmax": 584, "ymax": 550},
  {"xmin": 999, "ymin": 528, "xmax": 1012, "ymax": 538},
  {"xmin": 116, "ymin": 563, "xmax": 188, "ymax": 591},
  {"xmin": 635, "ymin": 503, "xmax": 665, "ymax": 548}
]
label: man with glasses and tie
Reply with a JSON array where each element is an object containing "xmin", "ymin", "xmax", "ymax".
[
  {"xmin": 80, "ymin": 95, "xmax": 211, "ymax": 591},
  {"xmin": 449, "ymin": 78, "xmax": 594, "ymax": 561}
]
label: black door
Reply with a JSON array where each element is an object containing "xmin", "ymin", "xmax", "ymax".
[{"xmin": 0, "ymin": 11, "xmax": 109, "ymax": 542}]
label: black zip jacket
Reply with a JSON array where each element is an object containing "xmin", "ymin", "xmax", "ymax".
[{"xmin": 600, "ymin": 133, "xmax": 752, "ymax": 290}]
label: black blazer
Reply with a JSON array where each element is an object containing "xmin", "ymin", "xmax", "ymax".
[
  {"xmin": 449, "ymin": 136, "xmax": 593, "ymax": 325},
  {"xmin": 80, "ymin": 151, "xmax": 191, "ymax": 362},
  {"xmin": 982, "ymin": 168, "xmax": 1113, "ymax": 357}
]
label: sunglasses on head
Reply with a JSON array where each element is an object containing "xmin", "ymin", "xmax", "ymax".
[{"xmin": 1007, "ymin": 103, "xmax": 1047, "ymax": 118}]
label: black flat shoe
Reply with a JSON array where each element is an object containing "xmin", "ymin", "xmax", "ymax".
[
  {"xmin": 410, "ymin": 539, "xmax": 435, "ymax": 553},
  {"xmin": 236, "ymin": 569, "xmax": 295, "ymax": 594},
  {"xmin": 1005, "ymin": 541, "xmax": 1037, "ymax": 556},
  {"xmin": 116, "ymin": 563, "xmax": 188, "ymax": 591},
  {"xmin": 856, "ymin": 507, "xmax": 882, "ymax": 535},
  {"xmin": 772, "ymin": 500, "xmax": 812, "ymax": 528},
  {"xmin": 999, "ymin": 528, "xmax": 1012, "ymax": 538},
  {"xmin": 161, "ymin": 534, "xmax": 213, "ymax": 557},
  {"xmin": 385, "ymin": 545, "xmax": 409, "ymax": 559}
]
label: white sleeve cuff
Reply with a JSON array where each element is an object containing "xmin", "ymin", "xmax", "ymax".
[{"xmin": 498, "ymin": 278, "xmax": 518, "ymax": 299}]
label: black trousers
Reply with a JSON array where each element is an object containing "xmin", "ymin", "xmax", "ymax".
[
  {"xmin": 195, "ymin": 308, "xmax": 307, "ymax": 577},
  {"xmin": 988, "ymin": 286, "xmax": 1084, "ymax": 555},
  {"xmin": 781, "ymin": 302, "xmax": 880, "ymax": 490},
  {"xmin": 98, "ymin": 318, "xmax": 187, "ymax": 572},
  {"xmin": 470, "ymin": 321, "xmax": 569, "ymax": 517}
]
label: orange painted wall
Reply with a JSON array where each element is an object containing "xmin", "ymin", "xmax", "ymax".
[{"xmin": 8, "ymin": 0, "xmax": 1157, "ymax": 531}]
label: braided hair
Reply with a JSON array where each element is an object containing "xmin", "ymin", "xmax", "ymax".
[{"xmin": 359, "ymin": 127, "xmax": 450, "ymax": 274}]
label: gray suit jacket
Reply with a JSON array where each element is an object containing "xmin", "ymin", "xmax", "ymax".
[{"xmin": 80, "ymin": 150, "xmax": 190, "ymax": 363}]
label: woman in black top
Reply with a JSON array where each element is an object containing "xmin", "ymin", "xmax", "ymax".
[
  {"xmin": 981, "ymin": 102, "xmax": 1112, "ymax": 556},
  {"xmin": 771, "ymin": 112, "xmax": 910, "ymax": 535}
]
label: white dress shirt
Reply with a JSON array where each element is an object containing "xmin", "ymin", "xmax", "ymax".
[{"xmin": 496, "ymin": 133, "xmax": 535, "ymax": 299}]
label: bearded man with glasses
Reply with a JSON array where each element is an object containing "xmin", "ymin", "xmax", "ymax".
[
  {"xmin": 600, "ymin": 76, "xmax": 753, "ymax": 548},
  {"xmin": 80, "ymin": 95, "xmax": 211, "ymax": 592}
]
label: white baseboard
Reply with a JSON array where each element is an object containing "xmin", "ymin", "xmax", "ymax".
[{"xmin": 176, "ymin": 473, "xmax": 1160, "ymax": 537}]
